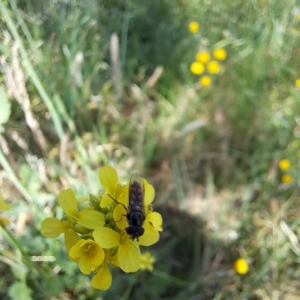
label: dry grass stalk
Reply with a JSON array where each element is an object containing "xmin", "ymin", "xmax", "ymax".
[
  {"xmin": 71, "ymin": 51, "xmax": 84, "ymax": 87},
  {"xmin": 146, "ymin": 66, "xmax": 164, "ymax": 88},
  {"xmin": 110, "ymin": 33, "xmax": 121, "ymax": 96},
  {"xmin": 0, "ymin": 43, "xmax": 48, "ymax": 151}
]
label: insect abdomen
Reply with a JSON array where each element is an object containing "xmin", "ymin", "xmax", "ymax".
[{"xmin": 129, "ymin": 174, "xmax": 144, "ymax": 209}]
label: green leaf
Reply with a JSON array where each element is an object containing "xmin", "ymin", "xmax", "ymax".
[
  {"xmin": 8, "ymin": 282, "xmax": 33, "ymax": 300},
  {"xmin": 0, "ymin": 86, "xmax": 11, "ymax": 133}
]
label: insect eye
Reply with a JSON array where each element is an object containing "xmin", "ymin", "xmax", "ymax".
[{"xmin": 137, "ymin": 227, "xmax": 144, "ymax": 236}]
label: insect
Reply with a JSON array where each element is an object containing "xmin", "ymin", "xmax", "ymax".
[
  {"xmin": 109, "ymin": 172, "xmax": 146, "ymax": 241},
  {"xmin": 126, "ymin": 172, "xmax": 146, "ymax": 241}
]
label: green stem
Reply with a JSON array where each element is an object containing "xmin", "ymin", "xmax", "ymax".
[
  {"xmin": 153, "ymin": 269, "xmax": 187, "ymax": 286},
  {"xmin": 0, "ymin": 147, "xmax": 32, "ymax": 203},
  {"xmin": 0, "ymin": 3, "xmax": 65, "ymax": 141},
  {"xmin": 122, "ymin": 272, "xmax": 138, "ymax": 300}
]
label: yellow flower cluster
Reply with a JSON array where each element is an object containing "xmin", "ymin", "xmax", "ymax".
[
  {"xmin": 278, "ymin": 159, "xmax": 293, "ymax": 184},
  {"xmin": 190, "ymin": 48, "xmax": 227, "ymax": 87},
  {"xmin": 0, "ymin": 195, "xmax": 10, "ymax": 226},
  {"xmin": 41, "ymin": 166, "xmax": 163, "ymax": 290}
]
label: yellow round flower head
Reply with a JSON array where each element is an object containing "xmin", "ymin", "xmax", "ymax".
[
  {"xmin": 207, "ymin": 61, "xmax": 220, "ymax": 74},
  {"xmin": 213, "ymin": 48, "xmax": 227, "ymax": 61},
  {"xmin": 200, "ymin": 76, "xmax": 211, "ymax": 87},
  {"xmin": 190, "ymin": 62, "xmax": 205, "ymax": 75},
  {"xmin": 196, "ymin": 51, "xmax": 210, "ymax": 64},
  {"xmin": 295, "ymin": 79, "xmax": 300, "ymax": 87},
  {"xmin": 282, "ymin": 174, "xmax": 293, "ymax": 184},
  {"xmin": 297, "ymin": 14, "xmax": 300, "ymax": 20},
  {"xmin": 233, "ymin": 258, "xmax": 249, "ymax": 275},
  {"xmin": 278, "ymin": 159, "xmax": 290, "ymax": 171},
  {"xmin": 189, "ymin": 21, "xmax": 199, "ymax": 33}
]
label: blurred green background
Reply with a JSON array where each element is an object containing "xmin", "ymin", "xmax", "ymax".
[{"xmin": 1, "ymin": 0, "xmax": 300, "ymax": 299}]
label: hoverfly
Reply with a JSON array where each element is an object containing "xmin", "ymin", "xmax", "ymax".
[
  {"xmin": 126, "ymin": 172, "xmax": 146, "ymax": 241},
  {"xmin": 109, "ymin": 172, "xmax": 146, "ymax": 241}
]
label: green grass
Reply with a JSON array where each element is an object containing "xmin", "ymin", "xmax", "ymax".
[{"xmin": 1, "ymin": 0, "xmax": 300, "ymax": 299}]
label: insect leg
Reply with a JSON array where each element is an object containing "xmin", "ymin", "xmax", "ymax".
[
  {"xmin": 107, "ymin": 194, "xmax": 127, "ymax": 211},
  {"xmin": 114, "ymin": 214, "xmax": 127, "ymax": 223}
]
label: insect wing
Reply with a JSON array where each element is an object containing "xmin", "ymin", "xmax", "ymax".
[{"xmin": 128, "ymin": 172, "xmax": 145, "ymax": 211}]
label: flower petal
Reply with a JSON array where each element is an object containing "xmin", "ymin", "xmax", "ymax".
[
  {"xmin": 58, "ymin": 189, "xmax": 77, "ymax": 217},
  {"xmin": 91, "ymin": 263, "xmax": 112, "ymax": 290},
  {"xmin": 113, "ymin": 204, "xmax": 128, "ymax": 230},
  {"xmin": 118, "ymin": 183, "xmax": 129, "ymax": 207},
  {"xmin": 93, "ymin": 227, "xmax": 120, "ymax": 248},
  {"xmin": 99, "ymin": 166, "xmax": 118, "ymax": 192},
  {"xmin": 109, "ymin": 253, "xmax": 120, "ymax": 267},
  {"xmin": 144, "ymin": 179, "xmax": 155, "ymax": 206},
  {"xmin": 64, "ymin": 229, "xmax": 81, "ymax": 254},
  {"xmin": 41, "ymin": 217, "xmax": 66, "ymax": 238},
  {"xmin": 91, "ymin": 244, "xmax": 105, "ymax": 268},
  {"xmin": 146, "ymin": 212, "xmax": 163, "ymax": 232},
  {"xmin": 138, "ymin": 220, "xmax": 159, "ymax": 246},
  {"xmin": 118, "ymin": 236, "xmax": 140, "ymax": 273},
  {"xmin": 100, "ymin": 192, "xmax": 114, "ymax": 208},
  {"xmin": 77, "ymin": 210, "xmax": 105, "ymax": 229},
  {"xmin": 69, "ymin": 239, "xmax": 86, "ymax": 258},
  {"xmin": 78, "ymin": 254, "xmax": 92, "ymax": 275}
]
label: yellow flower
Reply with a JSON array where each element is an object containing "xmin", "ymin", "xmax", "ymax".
[
  {"xmin": 207, "ymin": 61, "xmax": 220, "ymax": 74},
  {"xmin": 297, "ymin": 14, "xmax": 300, "ymax": 20},
  {"xmin": 278, "ymin": 159, "xmax": 290, "ymax": 171},
  {"xmin": 91, "ymin": 262, "xmax": 112, "ymax": 290},
  {"xmin": 190, "ymin": 62, "xmax": 205, "ymax": 75},
  {"xmin": 189, "ymin": 21, "xmax": 199, "ymax": 33},
  {"xmin": 282, "ymin": 174, "xmax": 293, "ymax": 184},
  {"xmin": 93, "ymin": 227, "xmax": 141, "ymax": 273},
  {"xmin": 69, "ymin": 239, "xmax": 105, "ymax": 275},
  {"xmin": 295, "ymin": 79, "xmax": 300, "ymax": 87},
  {"xmin": 196, "ymin": 51, "xmax": 210, "ymax": 64},
  {"xmin": 41, "ymin": 189, "xmax": 105, "ymax": 255},
  {"xmin": 233, "ymin": 258, "xmax": 249, "ymax": 274},
  {"xmin": 213, "ymin": 48, "xmax": 227, "ymax": 60},
  {"xmin": 140, "ymin": 251, "xmax": 156, "ymax": 272},
  {"xmin": 99, "ymin": 166, "xmax": 128, "ymax": 208},
  {"xmin": 59, "ymin": 189, "xmax": 105, "ymax": 229},
  {"xmin": 200, "ymin": 76, "xmax": 211, "ymax": 87}
]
